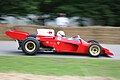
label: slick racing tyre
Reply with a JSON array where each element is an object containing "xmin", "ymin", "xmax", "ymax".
[
  {"xmin": 88, "ymin": 44, "xmax": 102, "ymax": 57},
  {"xmin": 87, "ymin": 40, "xmax": 99, "ymax": 44},
  {"xmin": 28, "ymin": 34, "xmax": 36, "ymax": 38},
  {"xmin": 22, "ymin": 37, "xmax": 40, "ymax": 55}
]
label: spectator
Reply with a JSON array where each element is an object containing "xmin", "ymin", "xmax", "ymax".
[{"xmin": 55, "ymin": 13, "xmax": 70, "ymax": 27}]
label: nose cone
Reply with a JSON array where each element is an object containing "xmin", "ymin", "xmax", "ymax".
[{"xmin": 103, "ymin": 48, "xmax": 114, "ymax": 57}]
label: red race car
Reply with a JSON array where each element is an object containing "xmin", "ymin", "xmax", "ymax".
[{"xmin": 6, "ymin": 29, "xmax": 113, "ymax": 57}]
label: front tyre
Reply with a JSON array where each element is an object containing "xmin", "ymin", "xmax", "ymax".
[
  {"xmin": 22, "ymin": 37, "xmax": 40, "ymax": 55},
  {"xmin": 87, "ymin": 40, "xmax": 99, "ymax": 44},
  {"xmin": 88, "ymin": 44, "xmax": 102, "ymax": 57}
]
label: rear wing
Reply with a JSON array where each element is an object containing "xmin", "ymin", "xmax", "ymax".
[{"xmin": 6, "ymin": 30, "xmax": 29, "ymax": 40}]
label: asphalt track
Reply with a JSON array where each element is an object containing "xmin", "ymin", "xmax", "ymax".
[{"xmin": 0, "ymin": 41, "xmax": 120, "ymax": 60}]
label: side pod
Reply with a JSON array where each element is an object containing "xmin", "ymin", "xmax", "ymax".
[{"xmin": 6, "ymin": 30, "xmax": 29, "ymax": 40}]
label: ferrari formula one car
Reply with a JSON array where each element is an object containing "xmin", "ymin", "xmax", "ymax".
[{"xmin": 6, "ymin": 29, "xmax": 114, "ymax": 57}]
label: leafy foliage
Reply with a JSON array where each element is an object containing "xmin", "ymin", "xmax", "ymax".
[
  {"xmin": 0, "ymin": 0, "xmax": 120, "ymax": 26},
  {"xmin": 0, "ymin": 0, "xmax": 39, "ymax": 15}
]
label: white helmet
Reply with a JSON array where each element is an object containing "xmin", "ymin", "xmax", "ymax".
[{"xmin": 57, "ymin": 31, "xmax": 65, "ymax": 37}]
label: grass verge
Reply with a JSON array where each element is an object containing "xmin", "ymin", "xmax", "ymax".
[{"xmin": 0, "ymin": 56, "xmax": 120, "ymax": 79}]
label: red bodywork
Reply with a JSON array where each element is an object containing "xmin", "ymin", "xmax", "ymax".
[{"xmin": 6, "ymin": 30, "xmax": 114, "ymax": 57}]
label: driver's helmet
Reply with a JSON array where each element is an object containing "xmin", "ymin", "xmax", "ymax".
[{"xmin": 57, "ymin": 31, "xmax": 65, "ymax": 37}]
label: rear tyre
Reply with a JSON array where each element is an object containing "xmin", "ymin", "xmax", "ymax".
[
  {"xmin": 28, "ymin": 34, "xmax": 36, "ymax": 38},
  {"xmin": 17, "ymin": 34, "xmax": 36, "ymax": 50},
  {"xmin": 21, "ymin": 37, "xmax": 40, "ymax": 55},
  {"xmin": 88, "ymin": 44, "xmax": 102, "ymax": 57}
]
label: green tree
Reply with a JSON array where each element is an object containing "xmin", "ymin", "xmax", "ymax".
[
  {"xmin": 39, "ymin": 0, "xmax": 120, "ymax": 26},
  {"xmin": 0, "ymin": 0, "xmax": 119, "ymax": 26},
  {"xmin": 0, "ymin": 0, "xmax": 39, "ymax": 16}
]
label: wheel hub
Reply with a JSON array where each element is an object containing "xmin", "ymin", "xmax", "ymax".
[
  {"xmin": 89, "ymin": 45, "xmax": 101, "ymax": 56},
  {"xmin": 25, "ymin": 41, "xmax": 36, "ymax": 52}
]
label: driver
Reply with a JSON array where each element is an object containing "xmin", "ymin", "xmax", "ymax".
[
  {"xmin": 57, "ymin": 31, "xmax": 65, "ymax": 37},
  {"xmin": 56, "ymin": 31, "xmax": 81, "ymax": 41}
]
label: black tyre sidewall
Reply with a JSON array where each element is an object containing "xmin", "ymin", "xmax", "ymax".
[
  {"xmin": 22, "ymin": 37, "xmax": 40, "ymax": 55},
  {"xmin": 28, "ymin": 34, "xmax": 36, "ymax": 38},
  {"xmin": 88, "ymin": 43, "xmax": 102, "ymax": 57},
  {"xmin": 87, "ymin": 40, "xmax": 99, "ymax": 44}
]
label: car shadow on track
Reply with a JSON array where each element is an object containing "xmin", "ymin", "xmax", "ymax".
[
  {"xmin": 37, "ymin": 52, "xmax": 110, "ymax": 58},
  {"xmin": 9, "ymin": 50, "xmax": 110, "ymax": 58}
]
